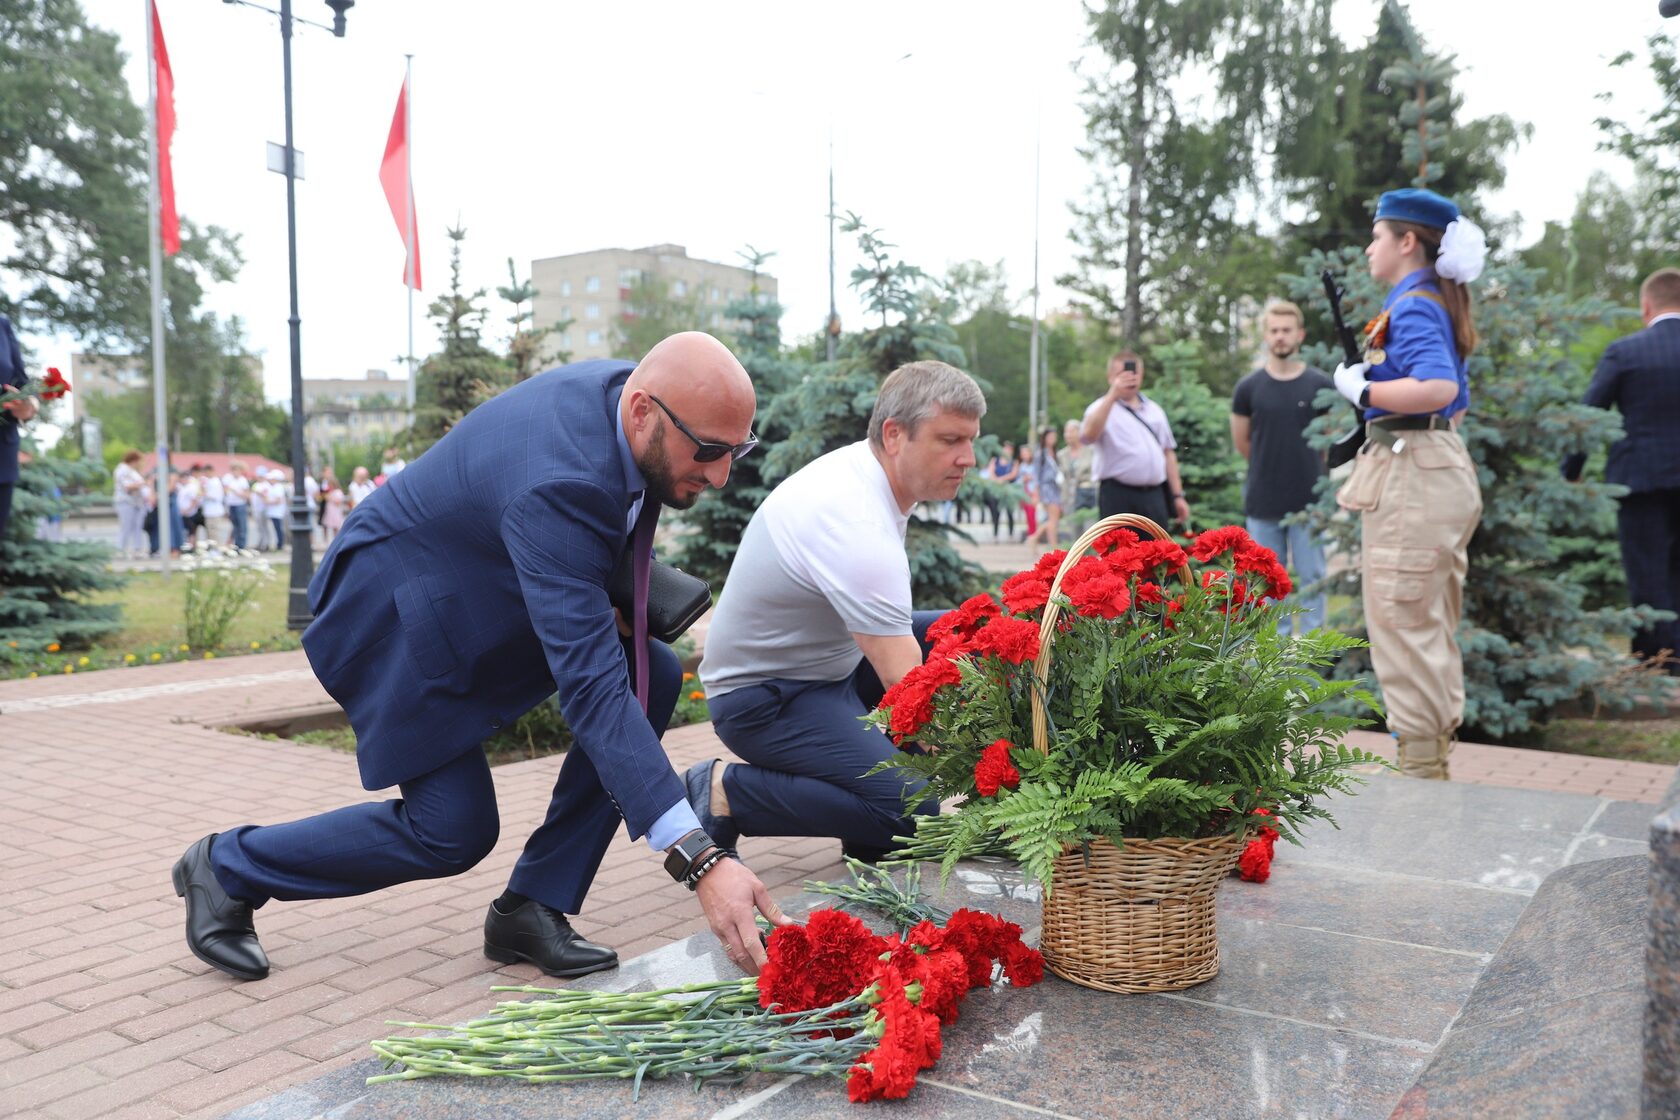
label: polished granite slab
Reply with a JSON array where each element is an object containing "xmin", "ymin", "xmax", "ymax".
[
  {"xmin": 1646, "ymin": 771, "xmax": 1680, "ymax": 1117},
  {"xmin": 222, "ymin": 775, "xmax": 1654, "ymax": 1120}
]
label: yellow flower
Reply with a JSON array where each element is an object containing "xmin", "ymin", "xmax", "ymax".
[
  {"xmin": 250, "ymin": 641, "xmax": 261, "ymax": 650},
  {"xmin": 150, "ymin": 652, "xmax": 163, "ymax": 662},
  {"xmin": 124, "ymin": 653, "xmax": 136, "ymax": 663},
  {"xmin": 77, "ymin": 656, "xmax": 90, "ymax": 667},
  {"xmin": 688, "ymin": 690, "xmax": 705, "ymax": 701},
  {"xmin": 204, "ymin": 651, "xmax": 216, "ymax": 659},
  {"xmin": 63, "ymin": 664, "xmax": 74, "ymax": 674},
  {"xmin": 179, "ymin": 644, "xmax": 190, "ymax": 652},
  {"xmin": 28, "ymin": 671, "xmax": 38, "ymax": 679},
  {"xmin": 682, "ymin": 671, "xmax": 695, "ymax": 682},
  {"xmin": 46, "ymin": 642, "xmax": 59, "ymax": 653}
]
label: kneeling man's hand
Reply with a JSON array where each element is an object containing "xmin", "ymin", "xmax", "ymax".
[{"xmin": 695, "ymin": 858, "xmax": 792, "ymax": 975}]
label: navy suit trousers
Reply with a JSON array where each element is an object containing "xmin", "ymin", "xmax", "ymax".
[
  {"xmin": 707, "ymin": 611, "xmax": 943, "ymax": 849},
  {"xmin": 1619, "ymin": 488, "xmax": 1680, "ymax": 673},
  {"xmin": 211, "ymin": 636, "xmax": 681, "ymax": 914}
]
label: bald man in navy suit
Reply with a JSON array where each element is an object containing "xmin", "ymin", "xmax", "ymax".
[
  {"xmin": 172, "ymin": 333, "xmax": 791, "ymax": 983},
  {"xmin": 1565, "ymin": 268, "xmax": 1680, "ymax": 675}
]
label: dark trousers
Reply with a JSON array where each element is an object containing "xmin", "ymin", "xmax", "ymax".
[
  {"xmin": 708, "ymin": 611, "xmax": 944, "ymax": 850},
  {"xmin": 0, "ymin": 481, "xmax": 12, "ymax": 542},
  {"xmin": 270, "ymin": 516, "xmax": 285, "ymax": 550},
  {"xmin": 1618, "ymin": 488, "xmax": 1680, "ymax": 673},
  {"xmin": 210, "ymin": 636, "xmax": 682, "ymax": 914},
  {"xmin": 983, "ymin": 496, "xmax": 1014, "ymax": 538},
  {"xmin": 1098, "ymin": 479, "xmax": 1171, "ymax": 526},
  {"xmin": 228, "ymin": 504, "xmax": 248, "ymax": 550}
]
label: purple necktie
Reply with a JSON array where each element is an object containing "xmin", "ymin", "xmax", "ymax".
[{"xmin": 630, "ymin": 498, "xmax": 658, "ymax": 714}]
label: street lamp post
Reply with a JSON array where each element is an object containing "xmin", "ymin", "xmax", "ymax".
[{"xmin": 224, "ymin": 0, "xmax": 351, "ymax": 630}]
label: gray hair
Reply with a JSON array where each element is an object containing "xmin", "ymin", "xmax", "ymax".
[{"xmin": 867, "ymin": 361, "xmax": 987, "ymax": 449}]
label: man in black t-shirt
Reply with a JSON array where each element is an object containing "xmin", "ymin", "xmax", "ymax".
[{"xmin": 1231, "ymin": 300, "xmax": 1334, "ymax": 632}]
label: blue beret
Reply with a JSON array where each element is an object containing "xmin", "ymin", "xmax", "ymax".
[{"xmin": 1374, "ymin": 188, "xmax": 1459, "ymax": 230}]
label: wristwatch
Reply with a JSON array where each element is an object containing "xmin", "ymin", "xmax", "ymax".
[
  {"xmin": 663, "ymin": 829, "xmax": 723, "ymax": 890},
  {"xmin": 1171, "ymin": 492, "xmax": 1185, "ymax": 500},
  {"xmin": 1358, "ymin": 384, "xmax": 1372, "ymax": 409}
]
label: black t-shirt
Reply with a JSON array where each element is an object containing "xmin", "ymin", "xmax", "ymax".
[{"xmin": 1231, "ymin": 365, "xmax": 1334, "ymax": 520}]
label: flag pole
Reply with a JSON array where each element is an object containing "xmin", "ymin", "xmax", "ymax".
[
  {"xmin": 146, "ymin": 0, "xmax": 171, "ymax": 577},
  {"xmin": 404, "ymin": 55, "xmax": 416, "ymax": 416}
]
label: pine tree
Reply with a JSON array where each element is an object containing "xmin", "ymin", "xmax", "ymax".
[{"xmin": 0, "ymin": 458, "xmax": 123, "ymax": 649}]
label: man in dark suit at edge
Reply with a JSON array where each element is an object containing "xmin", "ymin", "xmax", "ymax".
[
  {"xmin": 172, "ymin": 331, "xmax": 790, "ymax": 982},
  {"xmin": 1564, "ymin": 267, "xmax": 1680, "ymax": 676}
]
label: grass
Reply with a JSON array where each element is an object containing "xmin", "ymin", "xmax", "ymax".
[
  {"xmin": 93, "ymin": 570, "xmax": 296, "ymax": 650},
  {"xmin": 1535, "ymin": 717, "xmax": 1680, "ymax": 767}
]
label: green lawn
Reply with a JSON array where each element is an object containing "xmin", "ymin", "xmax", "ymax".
[{"xmin": 92, "ymin": 570, "xmax": 297, "ymax": 650}]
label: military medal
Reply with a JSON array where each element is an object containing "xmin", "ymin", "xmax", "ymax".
[{"xmin": 1361, "ymin": 310, "xmax": 1391, "ymax": 367}]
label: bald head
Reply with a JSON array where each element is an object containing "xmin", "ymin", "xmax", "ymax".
[{"xmin": 622, "ymin": 332, "xmax": 756, "ymax": 509}]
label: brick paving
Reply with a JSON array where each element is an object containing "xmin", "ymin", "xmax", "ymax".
[{"xmin": 0, "ymin": 649, "xmax": 1672, "ymax": 1120}]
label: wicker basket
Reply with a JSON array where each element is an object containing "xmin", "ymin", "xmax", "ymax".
[{"xmin": 1030, "ymin": 513, "xmax": 1243, "ymax": 994}]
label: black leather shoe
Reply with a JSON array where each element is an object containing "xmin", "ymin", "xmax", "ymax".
[
  {"xmin": 172, "ymin": 834, "xmax": 269, "ymax": 981},
  {"xmin": 684, "ymin": 759, "xmax": 739, "ymax": 853},
  {"xmin": 483, "ymin": 901, "xmax": 618, "ymax": 978}
]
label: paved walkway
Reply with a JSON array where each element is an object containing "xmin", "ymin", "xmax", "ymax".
[{"xmin": 0, "ymin": 651, "xmax": 1672, "ymax": 1120}]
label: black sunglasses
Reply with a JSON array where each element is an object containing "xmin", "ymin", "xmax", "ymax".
[{"xmin": 647, "ymin": 393, "xmax": 759, "ymax": 463}]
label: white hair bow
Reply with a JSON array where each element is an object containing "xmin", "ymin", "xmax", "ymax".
[{"xmin": 1436, "ymin": 217, "xmax": 1486, "ymax": 284}]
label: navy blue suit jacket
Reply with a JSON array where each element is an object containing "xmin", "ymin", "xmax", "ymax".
[
  {"xmin": 302, "ymin": 360, "xmax": 682, "ymax": 840},
  {"xmin": 1563, "ymin": 317, "xmax": 1680, "ymax": 492},
  {"xmin": 0, "ymin": 315, "xmax": 24, "ymax": 485}
]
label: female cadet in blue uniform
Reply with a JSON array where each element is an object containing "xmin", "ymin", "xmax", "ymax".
[{"xmin": 1332, "ymin": 188, "xmax": 1486, "ymax": 780}]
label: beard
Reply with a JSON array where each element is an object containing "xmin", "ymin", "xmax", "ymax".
[{"xmin": 638, "ymin": 423, "xmax": 701, "ymax": 511}]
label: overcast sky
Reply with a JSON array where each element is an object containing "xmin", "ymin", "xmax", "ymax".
[{"xmin": 25, "ymin": 0, "xmax": 1674, "ymax": 405}]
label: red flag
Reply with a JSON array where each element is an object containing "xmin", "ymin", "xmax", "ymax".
[
  {"xmin": 151, "ymin": 0, "xmax": 179, "ymax": 256},
  {"xmin": 379, "ymin": 76, "xmax": 421, "ymax": 290}
]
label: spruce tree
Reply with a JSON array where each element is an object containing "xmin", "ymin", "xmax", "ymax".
[
  {"xmin": 409, "ymin": 225, "xmax": 511, "ymax": 450},
  {"xmin": 1281, "ymin": 9, "xmax": 1669, "ymax": 740},
  {"xmin": 669, "ymin": 248, "xmax": 799, "ymax": 586},
  {"xmin": 0, "ymin": 458, "xmax": 123, "ymax": 650}
]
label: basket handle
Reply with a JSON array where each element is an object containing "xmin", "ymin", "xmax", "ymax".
[{"xmin": 1029, "ymin": 514, "xmax": 1188, "ymax": 757}]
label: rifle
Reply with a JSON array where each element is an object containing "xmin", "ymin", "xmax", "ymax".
[{"xmin": 1322, "ymin": 268, "xmax": 1366, "ymax": 469}]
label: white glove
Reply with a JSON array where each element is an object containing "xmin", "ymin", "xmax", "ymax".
[{"xmin": 1333, "ymin": 361, "xmax": 1370, "ymax": 406}]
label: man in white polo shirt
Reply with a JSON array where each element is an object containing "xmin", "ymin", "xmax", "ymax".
[{"xmin": 694, "ymin": 360, "xmax": 986, "ymax": 860}]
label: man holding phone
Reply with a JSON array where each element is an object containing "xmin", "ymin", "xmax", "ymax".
[{"xmin": 1080, "ymin": 351, "xmax": 1191, "ymax": 526}]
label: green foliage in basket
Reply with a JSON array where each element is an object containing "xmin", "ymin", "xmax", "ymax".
[{"xmin": 867, "ymin": 521, "xmax": 1386, "ymax": 892}]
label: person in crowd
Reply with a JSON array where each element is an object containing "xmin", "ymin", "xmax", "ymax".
[
  {"xmin": 347, "ymin": 465, "xmax": 376, "ymax": 511},
  {"xmin": 1030, "ymin": 427, "xmax": 1064, "ymax": 546},
  {"xmin": 1563, "ymin": 267, "xmax": 1680, "ymax": 677},
  {"xmin": 1332, "ymin": 187, "xmax": 1485, "ymax": 780},
  {"xmin": 113, "ymin": 450, "xmax": 149, "ymax": 558},
  {"xmin": 304, "ymin": 469, "xmax": 320, "ymax": 547},
  {"xmin": 222, "ymin": 461, "xmax": 251, "ymax": 551},
  {"xmin": 165, "ymin": 469, "xmax": 186, "ymax": 556},
  {"xmin": 171, "ymin": 332, "xmax": 788, "ymax": 985},
  {"xmin": 250, "ymin": 469, "xmax": 273, "ymax": 550},
  {"xmin": 1016, "ymin": 442, "xmax": 1039, "ymax": 541},
  {"xmin": 177, "ymin": 466, "xmax": 204, "ymax": 549},
  {"xmin": 381, "ymin": 446, "xmax": 406, "ymax": 477},
  {"xmin": 142, "ymin": 476, "xmax": 160, "ymax": 557},
  {"xmin": 695, "ymin": 361, "xmax": 985, "ymax": 863},
  {"xmin": 0, "ymin": 313, "xmax": 38, "ymax": 542},
  {"xmin": 1060, "ymin": 419, "xmax": 1096, "ymax": 513},
  {"xmin": 264, "ymin": 468, "xmax": 289, "ymax": 549},
  {"xmin": 1231, "ymin": 300, "xmax": 1336, "ymax": 633},
  {"xmin": 321, "ymin": 476, "xmax": 348, "ymax": 542},
  {"xmin": 1081, "ymin": 352, "xmax": 1190, "ymax": 528},
  {"xmin": 200, "ymin": 463, "xmax": 227, "ymax": 549},
  {"xmin": 982, "ymin": 440, "xmax": 1018, "ymax": 540}
]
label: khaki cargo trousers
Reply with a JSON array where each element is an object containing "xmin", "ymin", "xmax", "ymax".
[{"xmin": 1337, "ymin": 426, "xmax": 1482, "ymax": 779}]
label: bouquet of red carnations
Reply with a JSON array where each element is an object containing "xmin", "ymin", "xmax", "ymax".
[
  {"xmin": 0, "ymin": 366, "xmax": 70, "ymax": 405},
  {"xmin": 369, "ymin": 905, "xmax": 1042, "ymax": 1103},
  {"xmin": 868, "ymin": 522, "xmax": 1383, "ymax": 891}
]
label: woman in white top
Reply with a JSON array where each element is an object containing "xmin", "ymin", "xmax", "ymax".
[
  {"xmin": 112, "ymin": 450, "xmax": 148, "ymax": 558},
  {"xmin": 347, "ymin": 466, "xmax": 376, "ymax": 510}
]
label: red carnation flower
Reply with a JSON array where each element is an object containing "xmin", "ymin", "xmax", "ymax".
[
  {"xmin": 966, "ymin": 616, "xmax": 1040, "ymax": 665},
  {"xmin": 973, "ymin": 738, "xmax": 1021, "ymax": 796},
  {"xmin": 1239, "ymin": 839, "xmax": 1273, "ymax": 882},
  {"xmin": 1091, "ymin": 526, "xmax": 1143, "ymax": 555},
  {"xmin": 847, "ymin": 976, "xmax": 942, "ymax": 1102},
  {"xmin": 1059, "ymin": 554, "xmax": 1133, "ymax": 619},
  {"xmin": 1189, "ymin": 525, "xmax": 1257, "ymax": 563},
  {"xmin": 877, "ymin": 656, "xmax": 963, "ymax": 744},
  {"xmin": 40, "ymin": 367, "xmax": 71, "ymax": 400},
  {"xmin": 924, "ymin": 593, "xmax": 1003, "ymax": 649},
  {"xmin": 1001, "ymin": 939, "xmax": 1045, "ymax": 986},
  {"xmin": 759, "ymin": 908, "xmax": 889, "ymax": 1014}
]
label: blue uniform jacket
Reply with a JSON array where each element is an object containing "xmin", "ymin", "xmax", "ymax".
[
  {"xmin": 1364, "ymin": 267, "xmax": 1469, "ymax": 420},
  {"xmin": 302, "ymin": 360, "xmax": 683, "ymax": 841},
  {"xmin": 1561, "ymin": 317, "xmax": 1680, "ymax": 493},
  {"xmin": 0, "ymin": 315, "xmax": 24, "ymax": 484}
]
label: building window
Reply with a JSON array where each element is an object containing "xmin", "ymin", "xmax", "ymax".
[
  {"xmin": 618, "ymin": 268, "xmax": 642, "ymax": 286},
  {"xmin": 560, "ymin": 280, "xmax": 572, "ymax": 297},
  {"xmin": 585, "ymin": 276, "xmax": 601, "ymax": 293},
  {"xmin": 710, "ymin": 286, "xmax": 722, "ymax": 303},
  {"xmin": 561, "ymin": 332, "xmax": 572, "ymax": 347},
  {"xmin": 710, "ymin": 311, "xmax": 722, "ymax": 326},
  {"xmin": 586, "ymin": 329, "xmax": 602, "ymax": 346},
  {"xmin": 672, "ymin": 279, "xmax": 687, "ymax": 297},
  {"xmin": 757, "ymin": 291, "xmax": 771, "ymax": 306},
  {"xmin": 585, "ymin": 303, "xmax": 600, "ymax": 320},
  {"xmin": 560, "ymin": 305, "xmax": 571, "ymax": 320}
]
